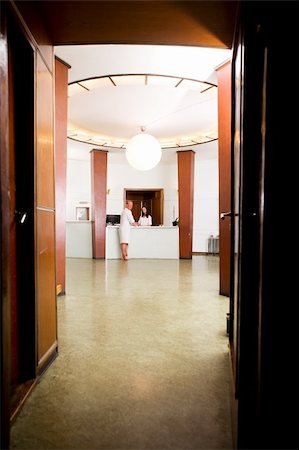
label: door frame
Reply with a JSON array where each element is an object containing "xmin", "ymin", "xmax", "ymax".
[
  {"xmin": 0, "ymin": 6, "xmax": 11, "ymax": 448},
  {"xmin": 8, "ymin": 7, "xmax": 37, "ymax": 416},
  {"xmin": 1, "ymin": 2, "xmax": 37, "ymax": 442}
]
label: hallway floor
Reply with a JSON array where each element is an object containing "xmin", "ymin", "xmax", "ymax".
[{"xmin": 10, "ymin": 256, "xmax": 232, "ymax": 450}]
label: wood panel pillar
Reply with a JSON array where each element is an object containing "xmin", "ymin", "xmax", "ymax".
[
  {"xmin": 217, "ymin": 61, "xmax": 232, "ymax": 296},
  {"xmin": 55, "ymin": 57, "xmax": 70, "ymax": 295},
  {"xmin": 177, "ymin": 150, "xmax": 195, "ymax": 259},
  {"xmin": 91, "ymin": 150, "xmax": 108, "ymax": 259}
]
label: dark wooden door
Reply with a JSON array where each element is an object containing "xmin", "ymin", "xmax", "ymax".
[
  {"xmin": 8, "ymin": 11, "xmax": 36, "ymax": 414},
  {"xmin": 230, "ymin": 25, "xmax": 243, "ymax": 401},
  {"xmin": 131, "ymin": 200, "xmax": 141, "ymax": 222},
  {"xmin": 230, "ymin": 10, "xmax": 263, "ymax": 447},
  {"xmin": 217, "ymin": 62, "xmax": 231, "ymax": 297},
  {"xmin": 230, "ymin": 3, "xmax": 297, "ymax": 449},
  {"xmin": 151, "ymin": 191, "xmax": 162, "ymax": 226}
]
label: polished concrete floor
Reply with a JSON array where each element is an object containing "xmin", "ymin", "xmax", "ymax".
[{"xmin": 10, "ymin": 256, "xmax": 232, "ymax": 450}]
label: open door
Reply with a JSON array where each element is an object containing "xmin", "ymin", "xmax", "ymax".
[
  {"xmin": 229, "ymin": 6, "xmax": 265, "ymax": 446},
  {"xmin": 229, "ymin": 20, "xmax": 243, "ymax": 403},
  {"xmin": 7, "ymin": 10, "xmax": 36, "ymax": 419},
  {"xmin": 229, "ymin": 3, "xmax": 297, "ymax": 449}
]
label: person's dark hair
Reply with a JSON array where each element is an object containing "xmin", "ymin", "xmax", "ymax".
[{"xmin": 141, "ymin": 207, "xmax": 149, "ymax": 217}]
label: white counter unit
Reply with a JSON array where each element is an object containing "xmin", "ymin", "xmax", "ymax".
[
  {"xmin": 66, "ymin": 221, "xmax": 92, "ymax": 258},
  {"xmin": 106, "ymin": 225, "xmax": 179, "ymax": 259}
]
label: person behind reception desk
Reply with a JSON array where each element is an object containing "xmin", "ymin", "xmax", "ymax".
[
  {"xmin": 119, "ymin": 200, "xmax": 138, "ymax": 260},
  {"xmin": 138, "ymin": 206, "xmax": 152, "ymax": 226}
]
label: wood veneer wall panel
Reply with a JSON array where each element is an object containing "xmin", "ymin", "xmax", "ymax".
[
  {"xmin": 217, "ymin": 61, "xmax": 231, "ymax": 296},
  {"xmin": 91, "ymin": 150, "xmax": 107, "ymax": 259},
  {"xmin": 36, "ymin": 52, "xmax": 57, "ymax": 368},
  {"xmin": 36, "ymin": 53, "xmax": 54, "ymax": 209},
  {"xmin": 37, "ymin": 209, "xmax": 57, "ymax": 366},
  {"xmin": 177, "ymin": 150, "xmax": 195, "ymax": 259},
  {"xmin": 55, "ymin": 57, "xmax": 69, "ymax": 294}
]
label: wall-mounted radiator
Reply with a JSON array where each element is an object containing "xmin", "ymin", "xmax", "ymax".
[{"xmin": 208, "ymin": 235, "xmax": 219, "ymax": 255}]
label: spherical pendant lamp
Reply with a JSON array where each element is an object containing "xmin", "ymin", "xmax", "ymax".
[{"xmin": 125, "ymin": 131, "xmax": 162, "ymax": 171}]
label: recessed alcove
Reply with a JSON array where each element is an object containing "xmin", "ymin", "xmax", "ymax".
[{"xmin": 125, "ymin": 188, "xmax": 164, "ymax": 225}]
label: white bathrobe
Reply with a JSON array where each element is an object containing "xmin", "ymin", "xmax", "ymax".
[{"xmin": 119, "ymin": 208, "xmax": 135, "ymax": 243}]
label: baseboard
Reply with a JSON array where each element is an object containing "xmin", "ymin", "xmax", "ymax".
[
  {"xmin": 10, "ymin": 379, "xmax": 37, "ymax": 423},
  {"xmin": 192, "ymin": 252, "xmax": 219, "ymax": 256},
  {"xmin": 56, "ymin": 284, "xmax": 62, "ymax": 295},
  {"xmin": 10, "ymin": 345, "xmax": 58, "ymax": 424},
  {"xmin": 37, "ymin": 341, "xmax": 58, "ymax": 376},
  {"xmin": 192, "ymin": 252, "xmax": 208, "ymax": 255}
]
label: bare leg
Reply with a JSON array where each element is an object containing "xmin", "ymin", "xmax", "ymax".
[{"xmin": 121, "ymin": 243, "xmax": 128, "ymax": 260}]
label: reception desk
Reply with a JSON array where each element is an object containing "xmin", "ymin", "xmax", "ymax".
[{"xmin": 106, "ymin": 225, "xmax": 179, "ymax": 259}]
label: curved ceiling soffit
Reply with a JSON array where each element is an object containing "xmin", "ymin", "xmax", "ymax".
[{"xmin": 67, "ymin": 73, "xmax": 219, "ymax": 150}]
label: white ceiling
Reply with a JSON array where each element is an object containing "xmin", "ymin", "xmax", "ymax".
[{"xmin": 54, "ymin": 45, "xmax": 231, "ymax": 152}]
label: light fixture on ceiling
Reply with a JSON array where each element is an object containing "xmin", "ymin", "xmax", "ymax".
[
  {"xmin": 125, "ymin": 127, "xmax": 162, "ymax": 171},
  {"xmin": 67, "ymin": 73, "xmax": 219, "ymax": 149}
]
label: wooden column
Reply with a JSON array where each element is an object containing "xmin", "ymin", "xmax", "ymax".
[
  {"xmin": 55, "ymin": 57, "xmax": 70, "ymax": 295},
  {"xmin": 177, "ymin": 150, "xmax": 195, "ymax": 259},
  {"xmin": 91, "ymin": 150, "xmax": 108, "ymax": 259},
  {"xmin": 217, "ymin": 61, "xmax": 231, "ymax": 296}
]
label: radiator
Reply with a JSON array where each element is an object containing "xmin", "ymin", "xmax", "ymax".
[{"xmin": 208, "ymin": 235, "xmax": 219, "ymax": 254}]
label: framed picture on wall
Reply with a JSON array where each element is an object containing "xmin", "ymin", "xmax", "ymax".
[{"xmin": 76, "ymin": 207, "xmax": 90, "ymax": 221}]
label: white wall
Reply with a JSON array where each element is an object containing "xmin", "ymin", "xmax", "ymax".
[
  {"xmin": 66, "ymin": 139, "xmax": 219, "ymax": 255},
  {"xmin": 66, "ymin": 158, "xmax": 91, "ymax": 221},
  {"xmin": 193, "ymin": 143, "xmax": 219, "ymax": 252}
]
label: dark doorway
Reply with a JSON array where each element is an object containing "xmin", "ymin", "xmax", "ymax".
[
  {"xmin": 8, "ymin": 11, "xmax": 36, "ymax": 419},
  {"xmin": 125, "ymin": 189, "xmax": 164, "ymax": 226}
]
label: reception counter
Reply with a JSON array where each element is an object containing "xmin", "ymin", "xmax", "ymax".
[{"xmin": 106, "ymin": 225, "xmax": 179, "ymax": 259}]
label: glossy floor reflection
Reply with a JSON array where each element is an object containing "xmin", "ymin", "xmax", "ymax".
[{"xmin": 11, "ymin": 256, "xmax": 232, "ymax": 450}]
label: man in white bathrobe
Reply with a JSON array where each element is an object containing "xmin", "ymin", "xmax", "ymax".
[{"xmin": 119, "ymin": 200, "xmax": 138, "ymax": 260}]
